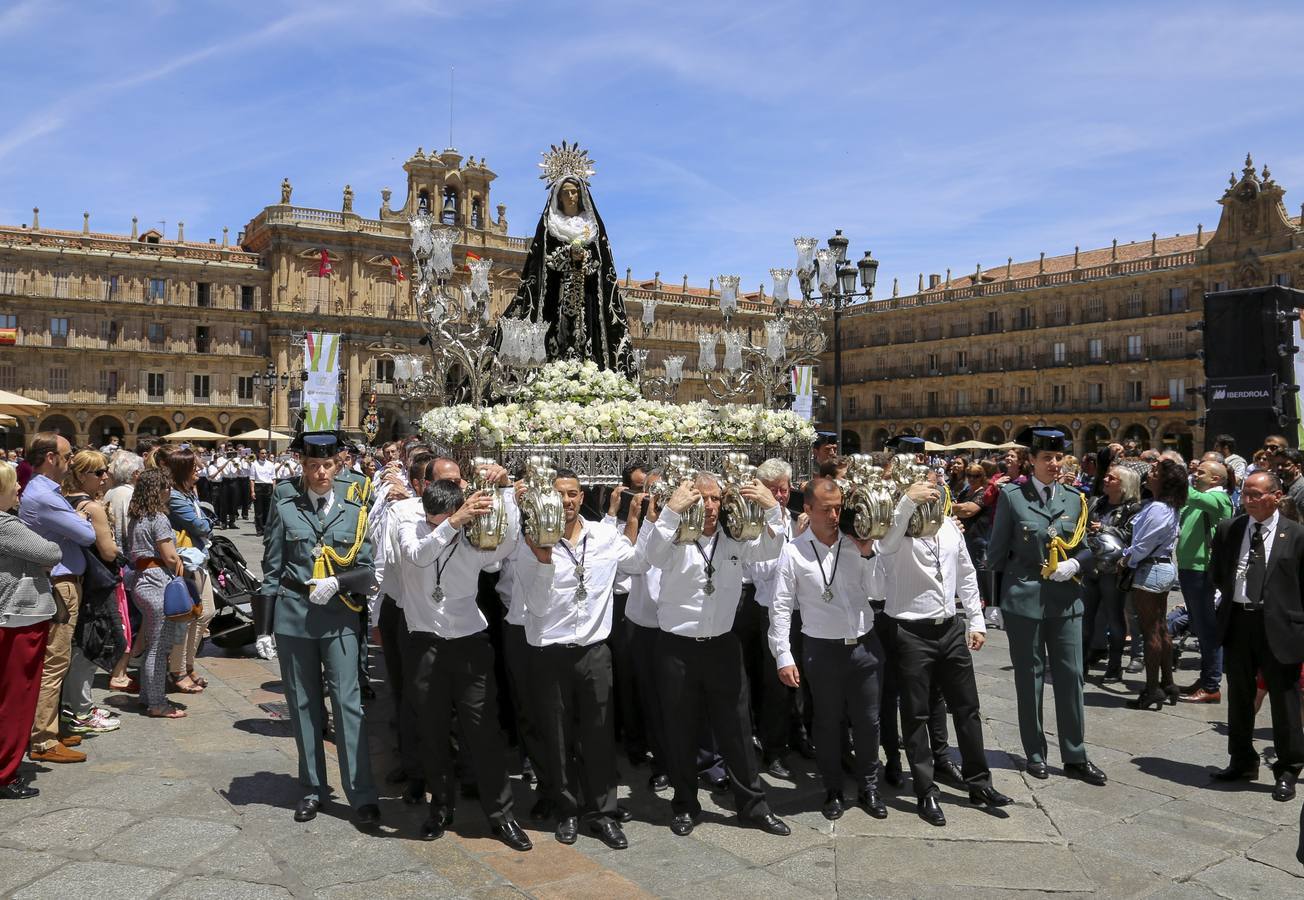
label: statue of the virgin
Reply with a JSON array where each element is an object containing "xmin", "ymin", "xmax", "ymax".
[{"xmin": 499, "ymin": 142, "xmax": 635, "ymax": 376}]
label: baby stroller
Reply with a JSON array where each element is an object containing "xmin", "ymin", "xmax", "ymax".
[{"xmin": 206, "ymin": 533, "xmax": 263, "ymax": 652}]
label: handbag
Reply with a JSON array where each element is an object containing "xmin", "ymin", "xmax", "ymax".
[{"xmin": 163, "ymin": 576, "xmax": 201, "ymax": 622}]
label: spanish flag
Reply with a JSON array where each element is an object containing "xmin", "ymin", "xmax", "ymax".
[
  {"xmin": 0, "ymin": 328, "xmax": 15, "ymax": 346},
  {"xmin": 389, "ymin": 256, "xmax": 406, "ymax": 281},
  {"xmin": 466, "ymin": 251, "xmax": 482, "ymax": 267},
  {"xmin": 1149, "ymin": 395, "xmax": 1171, "ymax": 409}
]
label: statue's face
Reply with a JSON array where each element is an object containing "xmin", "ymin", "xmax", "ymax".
[{"xmin": 558, "ymin": 182, "xmax": 581, "ymax": 216}]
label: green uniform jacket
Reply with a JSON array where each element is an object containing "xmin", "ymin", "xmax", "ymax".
[
  {"xmin": 260, "ymin": 489, "xmax": 374, "ymax": 639},
  {"xmin": 1176, "ymin": 487, "xmax": 1233, "ymax": 571},
  {"xmin": 986, "ymin": 481, "xmax": 1091, "ymax": 620}
]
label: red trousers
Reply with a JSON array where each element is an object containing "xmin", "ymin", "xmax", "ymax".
[{"xmin": 0, "ymin": 622, "xmax": 51, "ymax": 785}]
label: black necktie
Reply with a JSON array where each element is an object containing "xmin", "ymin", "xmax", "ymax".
[
  {"xmin": 1244, "ymin": 522, "xmax": 1266, "ymax": 608},
  {"xmin": 315, "ymin": 495, "xmax": 328, "ymax": 522},
  {"xmin": 1042, "ymin": 485, "xmax": 1052, "ymax": 505}
]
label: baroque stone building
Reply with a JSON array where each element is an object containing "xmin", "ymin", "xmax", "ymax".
[{"xmin": 831, "ymin": 156, "xmax": 1304, "ymax": 459}]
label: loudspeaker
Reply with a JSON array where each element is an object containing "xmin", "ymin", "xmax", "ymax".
[{"xmin": 1202, "ymin": 285, "xmax": 1302, "ymax": 451}]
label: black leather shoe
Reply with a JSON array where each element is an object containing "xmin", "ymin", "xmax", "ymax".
[
  {"xmin": 1025, "ymin": 761, "xmax": 1050, "ymax": 780},
  {"xmin": 969, "ymin": 786, "xmax": 1014, "ymax": 807},
  {"xmin": 670, "ymin": 812, "xmax": 696, "ymax": 836},
  {"xmin": 649, "ymin": 773, "xmax": 670, "ymax": 792},
  {"xmin": 1212, "ymin": 762, "xmax": 1260, "ymax": 782},
  {"xmin": 492, "ymin": 818, "xmax": 533, "ymax": 852},
  {"xmin": 746, "ymin": 811, "xmax": 791, "ymax": 836},
  {"xmin": 0, "ymin": 780, "xmax": 38, "ymax": 800},
  {"xmin": 917, "ymin": 793, "xmax": 946, "ymax": 826},
  {"xmin": 530, "ymin": 797, "xmax": 556, "ymax": 821},
  {"xmin": 555, "ymin": 815, "xmax": 579, "ymax": 845},
  {"xmin": 884, "ymin": 754, "xmax": 906, "ymax": 788},
  {"xmin": 402, "ymin": 779, "xmax": 426, "ymax": 805},
  {"xmin": 614, "ymin": 805, "xmax": 633, "ymax": 823},
  {"xmin": 766, "ymin": 757, "xmax": 792, "ymax": 779},
  {"xmin": 934, "ymin": 757, "xmax": 965, "ymax": 787},
  {"xmin": 701, "ymin": 772, "xmax": 730, "ymax": 793},
  {"xmin": 354, "ymin": 803, "xmax": 381, "ymax": 827},
  {"xmin": 419, "ymin": 807, "xmax": 452, "ymax": 841},
  {"xmin": 294, "ymin": 797, "xmax": 320, "ymax": 822},
  {"xmin": 591, "ymin": 820, "xmax": 629, "ymax": 849},
  {"xmin": 1272, "ymin": 773, "xmax": 1298, "ymax": 802},
  {"xmin": 821, "ymin": 790, "xmax": 845, "ymax": 821},
  {"xmin": 1065, "ymin": 760, "xmax": 1108, "ymax": 786},
  {"xmin": 858, "ymin": 784, "xmax": 888, "ymax": 819}
]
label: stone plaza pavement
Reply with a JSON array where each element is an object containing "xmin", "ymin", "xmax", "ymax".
[{"xmin": 1, "ymin": 518, "xmax": 1302, "ymax": 898}]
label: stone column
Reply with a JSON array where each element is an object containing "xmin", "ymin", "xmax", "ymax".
[
  {"xmin": 274, "ymin": 343, "xmax": 290, "ymax": 431},
  {"xmin": 346, "ymin": 346, "xmax": 361, "ymax": 430}
]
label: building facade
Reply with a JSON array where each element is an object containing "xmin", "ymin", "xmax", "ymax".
[{"xmin": 830, "ymin": 156, "xmax": 1304, "ymax": 459}]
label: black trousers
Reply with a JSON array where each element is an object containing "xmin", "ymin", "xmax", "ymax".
[
  {"xmin": 628, "ymin": 621, "xmax": 668, "ymax": 776},
  {"xmin": 219, "ymin": 479, "xmax": 239, "ymax": 526},
  {"xmin": 532, "ymin": 641, "xmax": 618, "ymax": 822},
  {"xmin": 892, "ymin": 615, "xmax": 992, "ymax": 798},
  {"xmin": 733, "ymin": 586, "xmax": 796, "ymax": 760},
  {"xmin": 611, "ymin": 592, "xmax": 646, "ymax": 757},
  {"xmin": 254, "ymin": 483, "xmax": 273, "ymax": 533},
  {"xmin": 501, "ymin": 622, "xmax": 554, "ymax": 798},
  {"xmin": 875, "ymin": 610, "xmax": 950, "ymax": 759},
  {"xmin": 377, "ymin": 596, "xmax": 421, "ymax": 777},
  {"xmin": 406, "ymin": 629, "xmax": 514, "ymax": 825},
  {"xmin": 803, "ymin": 631, "xmax": 884, "ymax": 791},
  {"xmin": 655, "ymin": 630, "xmax": 769, "ymax": 818},
  {"xmin": 1224, "ymin": 606, "xmax": 1304, "ymax": 775},
  {"xmin": 238, "ymin": 477, "xmax": 252, "ymax": 517}
]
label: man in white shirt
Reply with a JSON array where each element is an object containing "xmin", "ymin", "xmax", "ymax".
[
  {"xmin": 878, "ymin": 480, "xmax": 1013, "ymax": 826},
  {"xmin": 769, "ymin": 477, "xmax": 888, "ymax": 821},
  {"xmin": 646, "ymin": 472, "xmax": 790, "ymax": 838},
  {"xmin": 516, "ymin": 468, "xmax": 644, "ymax": 850},
  {"xmin": 395, "ymin": 473, "xmax": 532, "ymax": 852},
  {"xmin": 251, "ymin": 448, "xmax": 278, "ymax": 536},
  {"xmin": 235, "ymin": 445, "xmax": 253, "ymax": 522}
]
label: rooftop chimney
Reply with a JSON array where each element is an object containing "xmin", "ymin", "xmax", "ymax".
[{"xmin": 928, "ymin": 274, "xmax": 941, "ymax": 290}]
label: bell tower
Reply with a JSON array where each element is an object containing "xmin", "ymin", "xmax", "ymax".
[{"xmin": 386, "ymin": 147, "xmax": 503, "ymax": 233}]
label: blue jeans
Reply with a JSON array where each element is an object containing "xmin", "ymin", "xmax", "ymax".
[{"xmin": 1178, "ymin": 568, "xmax": 1221, "ymax": 692}]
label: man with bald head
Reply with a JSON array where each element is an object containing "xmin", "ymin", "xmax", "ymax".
[{"xmin": 1176, "ymin": 460, "xmax": 1234, "ymax": 704}]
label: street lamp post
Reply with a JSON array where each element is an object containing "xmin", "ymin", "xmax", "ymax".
[{"xmin": 250, "ymin": 362, "xmax": 294, "ymax": 452}]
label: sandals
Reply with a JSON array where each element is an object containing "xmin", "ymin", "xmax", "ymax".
[
  {"xmin": 109, "ymin": 677, "xmax": 140, "ymax": 694},
  {"xmin": 147, "ymin": 705, "xmax": 187, "ymax": 719},
  {"xmin": 186, "ymin": 669, "xmax": 209, "ymax": 689},
  {"xmin": 168, "ymin": 673, "xmax": 204, "ymax": 694}
]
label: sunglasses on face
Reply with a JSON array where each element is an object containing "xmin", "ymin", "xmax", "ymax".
[{"xmin": 93, "ymin": 469, "xmax": 108, "ymax": 477}]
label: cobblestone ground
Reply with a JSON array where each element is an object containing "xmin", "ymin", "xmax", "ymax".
[{"xmin": 1, "ymin": 517, "xmax": 1301, "ymax": 898}]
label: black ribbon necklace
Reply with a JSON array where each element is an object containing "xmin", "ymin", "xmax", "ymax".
[
  {"xmin": 694, "ymin": 533, "xmax": 721, "ymax": 596},
  {"xmin": 431, "ymin": 541, "xmax": 459, "ymax": 603},
  {"xmin": 558, "ymin": 533, "xmax": 589, "ymax": 604},
  {"xmin": 812, "ymin": 536, "xmax": 842, "ymax": 602}
]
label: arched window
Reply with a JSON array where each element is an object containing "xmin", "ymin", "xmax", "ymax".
[
  {"xmin": 418, "ymin": 190, "xmax": 431, "ymax": 213},
  {"xmin": 471, "ymin": 197, "xmax": 484, "ymax": 230},
  {"xmin": 441, "ymin": 188, "xmax": 458, "ymax": 225}
]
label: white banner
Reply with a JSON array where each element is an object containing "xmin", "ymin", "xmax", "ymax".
[
  {"xmin": 302, "ymin": 332, "xmax": 341, "ymax": 431},
  {"xmin": 791, "ymin": 365, "xmax": 814, "ymax": 421}
]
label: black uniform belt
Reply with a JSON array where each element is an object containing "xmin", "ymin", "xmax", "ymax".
[{"xmin": 890, "ymin": 613, "xmax": 963, "ymax": 629}]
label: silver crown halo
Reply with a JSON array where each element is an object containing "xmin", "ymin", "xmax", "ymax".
[{"xmin": 538, "ymin": 141, "xmax": 596, "ymax": 186}]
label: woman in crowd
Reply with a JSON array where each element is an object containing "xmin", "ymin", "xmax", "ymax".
[
  {"xmin": 161, "ymin": 447, "xmax": 215, "ymax": 694},
  {"xmin": 1083, "ymin": 466, "xmax": 1143, "ymax": 682},
  {"xmin": 946, "ymin": 455, "xmax": 970, "ymax": 495},
  {"xmin": 1123, "ymin": 459, "xmax": 1187, "ymax": 709},
  {"xmin": 60, "ymin": 450, "xmax": 122, "ymax": 735},
  {"xmin": 125, "ymin": 468, "xmax": 188, "ymax": 718},
  {"xmin": 0, "ymin": 462, "xmax": 62, "ymax": 799},
  {"xmin": 1059, "ymin": 454, "xmax": 1081, "ymax": 486},
  {"xmin": 954, "ymin": 463, "xmax": 994, "ymax": 607},
  {"xmin": 104, "ymin": 451, "xmax": 145, "ymax": 693}
]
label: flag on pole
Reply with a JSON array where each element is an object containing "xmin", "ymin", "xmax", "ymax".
[
  {"xmin": 0, "ymin": 328, "xmax": 15, "ymax": 346},
  {"xmin": 466, "ymin": 251, "xmax": 482, "ymax": 267},
  {"xmin": 318, "ymin": 250, "xmax": 332, "ymax": 277},
  {"xmin": 1149, "ymin": 395, "xmax": 1171, "ymax": 409},
  {"xmin": 390, "ymin": 256, "xmax": 406, "ymax": 281}
]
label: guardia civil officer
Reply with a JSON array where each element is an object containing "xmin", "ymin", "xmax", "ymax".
[
  {"xmin": 986, "ymin": 429, "xmax": 1106, "ymax": 785},
  {"xmin": 258, "ymin": 431, "xmax": 380, "ymax": 826}
]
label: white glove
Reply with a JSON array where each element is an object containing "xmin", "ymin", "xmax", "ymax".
[
  {"xmin": 1048, "ymin": 558, "xmax": 1080, "ymax": 582},
  {"xmin": 254, "ymin": 634, "xmax": 277, "ymax": 660},
  {"xmin": 308, "ymin": 576, "xmax": 339, "ymax": 605}
]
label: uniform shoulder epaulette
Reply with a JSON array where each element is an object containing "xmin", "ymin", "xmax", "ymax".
[{"xmin": 999, "ymin": 481, "xmax": 1022, "ymax": 494}]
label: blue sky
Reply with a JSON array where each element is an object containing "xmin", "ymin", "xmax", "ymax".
[{"xmin": 2, "ymin": 1, "xmax": 1301, "ymax": 299}]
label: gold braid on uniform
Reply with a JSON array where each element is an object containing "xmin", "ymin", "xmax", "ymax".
[
  {"xmin": 942, "ymin": 484, "xmax": 953, "ymax": 518},
  {"xmin": 312, "ymin": 504, "xmax": 369, "ymax": 612},
  {"xmin": 1040, "ymin": 493, "xmax": 1089, "ymax": 580}
]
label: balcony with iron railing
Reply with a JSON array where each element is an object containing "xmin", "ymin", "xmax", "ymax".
[
  {"xmin": 843, "ymin": 394, "xmax": 1198, "ymax": 423},
  {"xmin": 9, "ymin": 329, "xmax": 265, "ymax": 356}
]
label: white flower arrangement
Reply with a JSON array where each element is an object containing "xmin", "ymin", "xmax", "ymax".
[{"xmin": 419, "ymin": 360, "xmax": 816, "ymax": 448}]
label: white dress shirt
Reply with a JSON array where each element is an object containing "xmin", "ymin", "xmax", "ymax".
[
  {"xmin": 1233, "ymin": 511, "xmax": 1279, "ymax": 607},
  {"xmin": 876, "ymin": 495, "xmax": 985, "ymax": 632},
  {"xmin": 395, "ymin": 491, "xmax": 519, "ymax": 637},
  {"xmin": 746, "ymin": 511, "xmax": 797, "ymax": 609},
  {"xmin": 306, "ymin": 487, "xmax": 335, "ymax": 519},
  {"xmin": 1030, "ymin": 475, "xmax": 1056, "ymax": 505},
  {"xmin": 645, "ymin": 504, "xmax": 785, "ymax": 638},
  {"xmin": 374, "ymin": 496, "xmax": 423, "ymax": 609},
  {"xmin": 252, "ymin": 460, "xmax": 277, "ymax": 484},
  {"xmin": 208, "ymin": 457, "xmax": 228, "ymax": 482},
  {"xmin": 517, "ymin": 518, "xmax": 641, "ymax": 647},
  {"xmin": 602, "ymin": 514, "xmax": 635, "ymax": 595},
  {"xmin": 624, "ymin": 521, "xmax": 661, "ymax": 629},
  {"xmin": 497, "ymin": 553, "xmax": 526, "ymax": 626},
  {"xmin": 768, "ymin": 529, "xmax": 876, "ymax": 669}
]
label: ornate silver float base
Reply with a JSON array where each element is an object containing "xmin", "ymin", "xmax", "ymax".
[{"xmin": 441, "ymin": 442, "xmax": 812, "ymax": 485}]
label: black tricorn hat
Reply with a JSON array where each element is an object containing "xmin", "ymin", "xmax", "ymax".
[
  {"xmin": 290, "ymin": 430, "xmax": 341, "ymax": 459},
  {"xmin": 888, "ymin": 434, "xmax": 925, "ymax": 451},
  {"xmin": 1029, "ymin": 429, "xmax": 1067, "ymax": 454},
  {"xmin": 812, "ymin": 431, "xmax": 838, "ymax": 448}
]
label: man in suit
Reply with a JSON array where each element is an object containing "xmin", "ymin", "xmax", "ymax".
[
  {"xmin": 1209, "ymin": 471, "xmax": 1304, "ymax": 801},
  {"xmin": 987, "ymin": 429, "xmax": 1106, "ymax": 786},
  {"xmin": 259, "ymin": 431, "xmax": 379, "ymax": 826}
]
